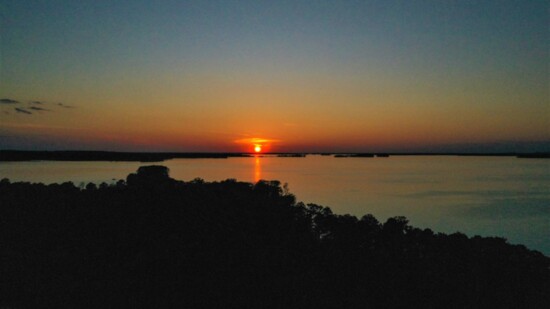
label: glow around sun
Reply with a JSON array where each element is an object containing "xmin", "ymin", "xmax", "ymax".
[{"xmin": 234, "ymin": 137, "xmax": 279, "ymax": 153}]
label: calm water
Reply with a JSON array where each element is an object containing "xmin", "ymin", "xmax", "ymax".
[{"xmin": 1, "ymin": 155, "xmax": 549, "ymax": 255}]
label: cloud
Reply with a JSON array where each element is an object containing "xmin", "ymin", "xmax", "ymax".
[
  {"xmin": 2, "ymin": 99, "xmax": 73, "ymax": 116},
  {"xmin": 29, "ymin": 106, "xmax": 50, "ymax": 112},
  {"xmin": 57, "ymin": 102, "xmax": 75, "ymax": 108},
  {"xmin": 1, "ymin": 98, "xmax": 19, "ymax": 104},
  {"xmin": 234, "ymin": 137, "xmax": 281, "ymax": 144},
  {"xmin": 15, "ymin": 107, "xmax": 32, "ymax": 115}
]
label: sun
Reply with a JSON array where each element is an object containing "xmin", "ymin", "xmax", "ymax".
[{"xmin": 254, "ymin": 145, "xmax": 262, "ymax": 153}]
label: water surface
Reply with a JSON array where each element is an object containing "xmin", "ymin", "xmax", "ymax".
[{"xmin": 1, "ymin": 155, "xmax": 549, "ymax": 255}]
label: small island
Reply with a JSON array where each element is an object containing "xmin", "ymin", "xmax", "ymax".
[{"xmin": 1, "ymin": 166, "xmax": 548, "ymax": 308}]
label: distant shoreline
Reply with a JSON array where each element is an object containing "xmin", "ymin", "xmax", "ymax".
[{"xmin": 1, "ymin": 150, "xmax": 548, "ymax": 162}]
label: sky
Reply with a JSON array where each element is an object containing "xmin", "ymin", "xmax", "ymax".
[{"xmin": 1, "ymin": 0, "xmax": 548, "ymax": 152}]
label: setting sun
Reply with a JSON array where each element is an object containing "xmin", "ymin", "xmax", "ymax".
[{"xmin": 254, "ymin": 145, "xmax": 262, "ymax": 153}]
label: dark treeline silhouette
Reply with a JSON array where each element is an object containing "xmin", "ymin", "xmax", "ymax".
[
  {"xmin": 0, "ymin": 150, "xmax": 248, "ymax": 162},
  {"xmin": 2, "ymin": 150, "xmax": 550, "ymax": 162},
  {"xmin": 1, "ymin": 166, "xmax": 548, "ymax": 308}
]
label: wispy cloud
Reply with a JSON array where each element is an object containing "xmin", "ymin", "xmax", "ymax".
[
  {"xmin": 234, "ymin": 137, "xmax": 281, "ymax": 145},
  {"xmin": 57, "ymin": 102, "xmax": 75, "ymax": 108},
  {"xmin": 1, "ymin": 98, "xmax": 19, "ymax": 104},
  {"xmin": 29, "ymin": 106, "xmax": 51, "ymax": 112},
  {"xmin": 1, "ymin": 98, "xmax": 74, "ymax": 116},
  {"xmin": 15, "ymin": 107, "xmax": 32, "ymax": 115}
]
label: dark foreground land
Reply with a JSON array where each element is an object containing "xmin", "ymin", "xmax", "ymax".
[{"xmin": 1, "ymin": 166, "xmax": 549, "ymax": 308}]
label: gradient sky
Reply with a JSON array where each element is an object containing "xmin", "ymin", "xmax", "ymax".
[{"xmin": 1, "ymin": 0, "xmax": 548, "ymax": 152}]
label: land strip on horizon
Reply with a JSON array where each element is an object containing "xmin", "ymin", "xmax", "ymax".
[{"xmin": 0, "ymin": 150, "xmax": 548, "ymax": 162}]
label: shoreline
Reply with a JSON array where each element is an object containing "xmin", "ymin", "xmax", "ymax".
[{"xmin": 1, "ymin": 150, "xmax": 548, "ymax": 162}]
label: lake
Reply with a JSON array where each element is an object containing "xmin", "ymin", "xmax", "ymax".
[{"xmin": 1, "ymin": 155, "xmax": 549, "ymax": 255}]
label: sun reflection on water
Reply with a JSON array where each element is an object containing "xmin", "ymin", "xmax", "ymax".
[{"xmin": 254, "ymin": 156, "xmax": 261, "ymax": 183}]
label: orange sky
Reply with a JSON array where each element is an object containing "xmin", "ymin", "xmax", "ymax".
[{"xmin": 1, "ymin": 1, "xmax": 548, "ymax": 152}]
